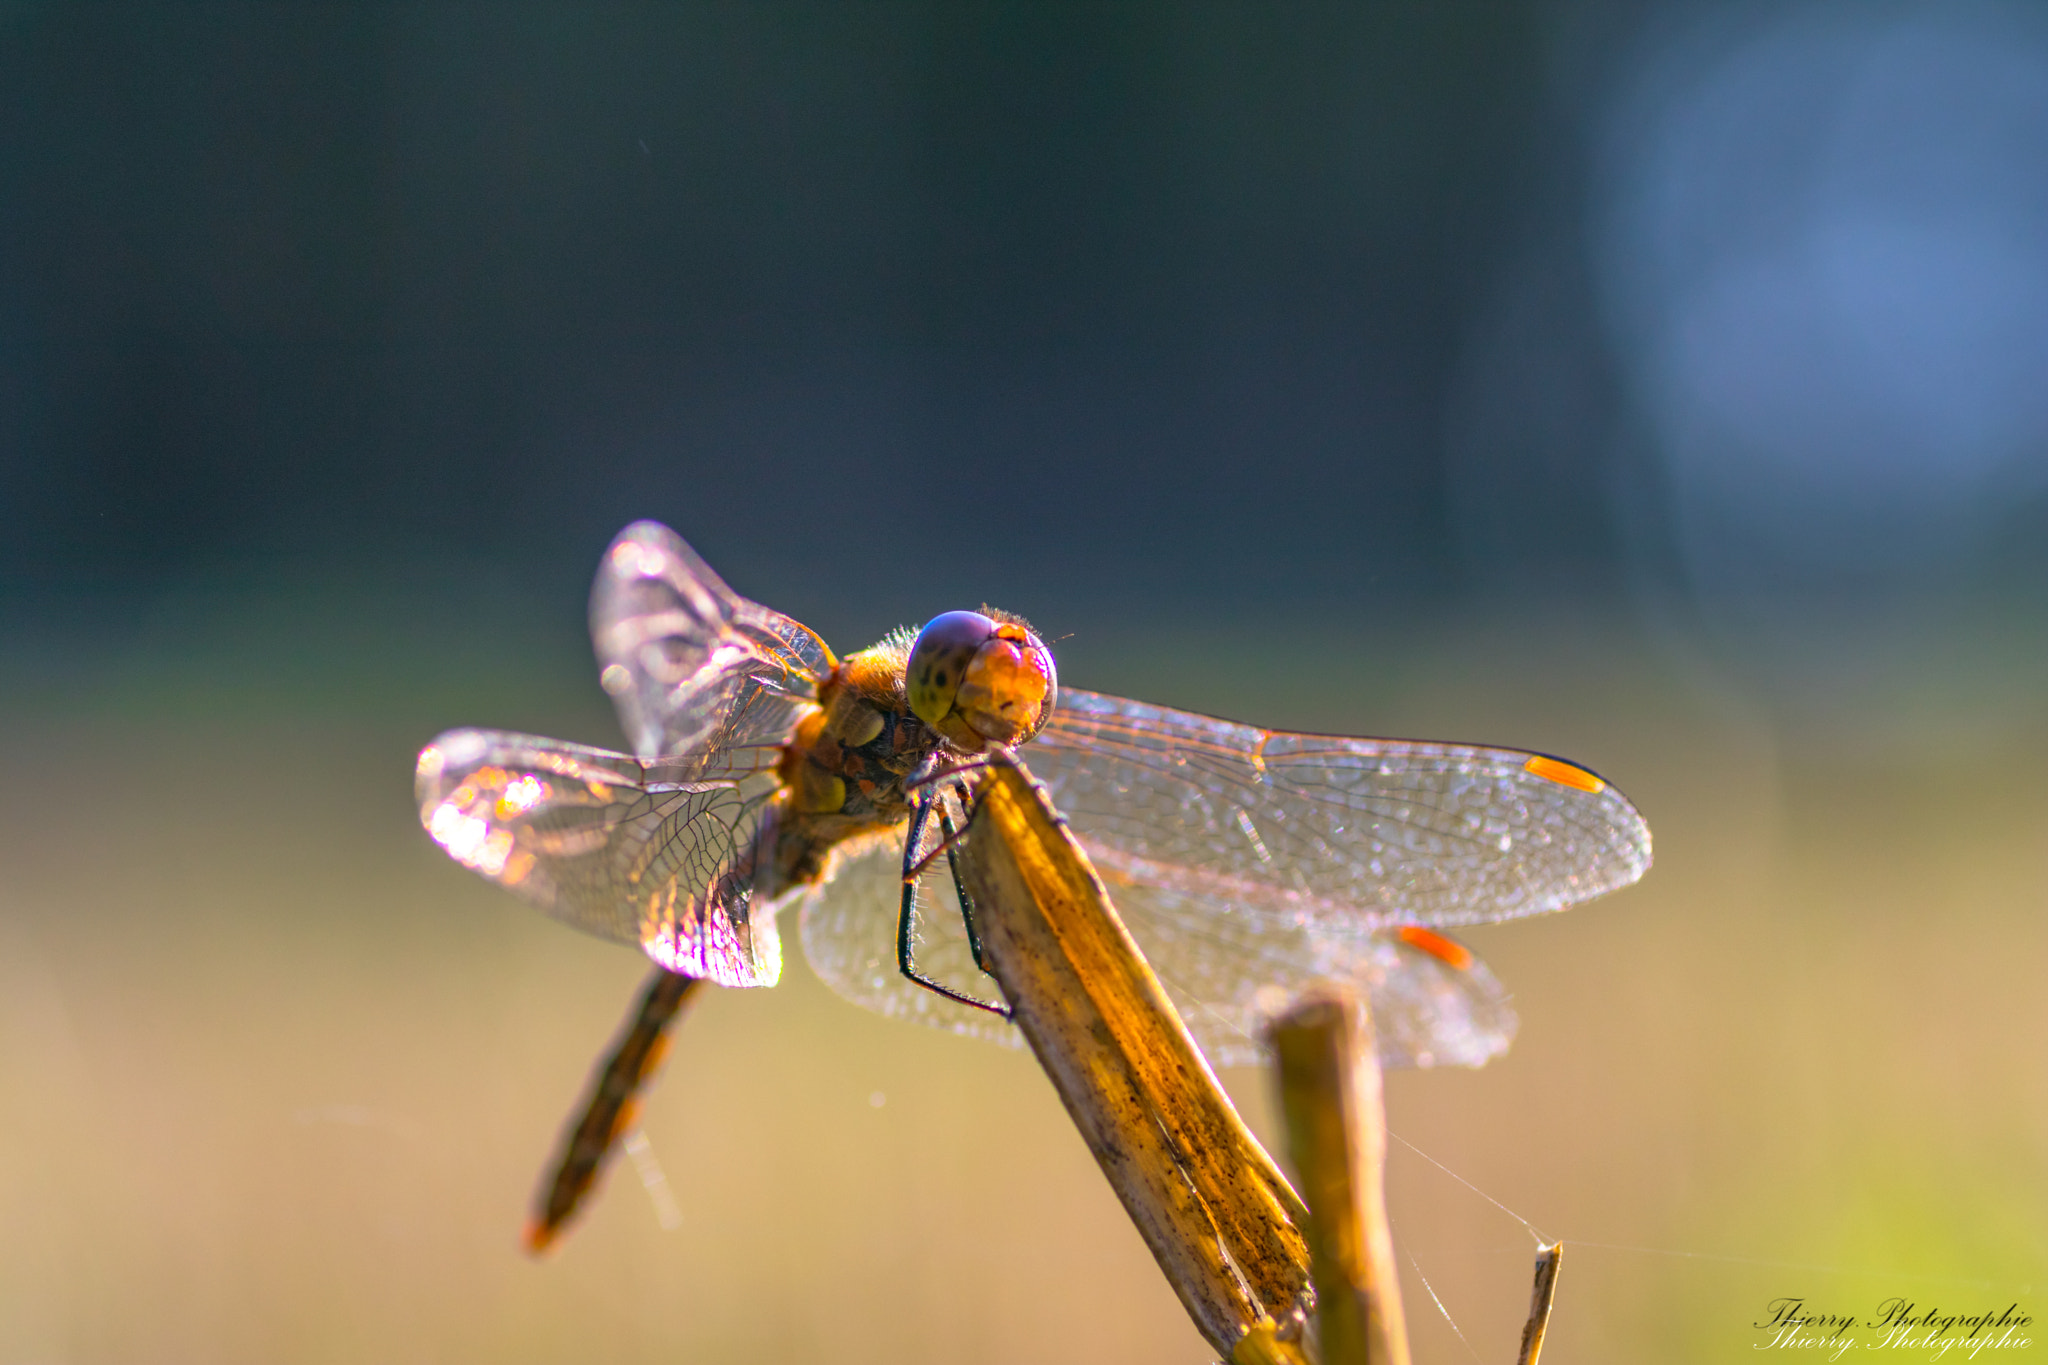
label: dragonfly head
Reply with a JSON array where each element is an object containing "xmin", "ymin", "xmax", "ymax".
[{"xmin": 906, "ymin": 609, "xmax": 1058, "ymax": 751}]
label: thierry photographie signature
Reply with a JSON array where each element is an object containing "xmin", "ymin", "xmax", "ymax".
[{"xmin": 1755, "ymin": 1297, "xmax": 2033, "ymax": 1360}]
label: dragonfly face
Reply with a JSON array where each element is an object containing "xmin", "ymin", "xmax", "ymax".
[
  {"xmin": 417, "ymin": 519, "xmax": 1652, "ymax": 1068},
  {"xmin": 904, "ymin": 608, "xmax": 1058, "ymax": 750},
  {"xmin": 763, "ymin": 614, "xmax": 1048, "ymax": 893}
]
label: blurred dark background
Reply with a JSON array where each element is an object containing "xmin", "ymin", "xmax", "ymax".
[
  {"xmin": 11, "ymin": 1, "xmax": 2048, "ymax": 661},
  {"xmin": 4, "ymin": 2, "xmax": 1557, "ymax": 616},
  {"xmin": 3, "ymin": 4, "xmax": 2045, "ymax": 1362},
  {"xmin": 0, "ymin": 0, "xmax": 2007, "ymax": 618},
  {"xmin": 7, "ymin": 2, "xmax": 2046, "ymax": 691}
]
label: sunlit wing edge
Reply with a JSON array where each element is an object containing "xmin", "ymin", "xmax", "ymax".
[{"xmin": 416, "ymin": 727, "xmax": 784, "ymax": 988}]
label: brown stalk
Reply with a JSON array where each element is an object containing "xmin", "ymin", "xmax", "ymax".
[
  {"xmin": 956, "ymin": 747, "xmax": 1314, "ymax": 1362},
  {"xmin": 1515, "ymin": 1242, "xmax": 1563, "ymax": 1365},
  {"xmin": 1267, "ymin": 986, "xmax": 1410, "ymax": 1365}
]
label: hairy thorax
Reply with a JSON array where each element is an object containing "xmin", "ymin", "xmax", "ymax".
[{"xmin": 767, "ymin": 635, "xmax": 946, "ymax": 895}]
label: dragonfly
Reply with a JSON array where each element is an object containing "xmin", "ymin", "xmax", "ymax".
[{"xmin": 416, "ymin": 520, "xmax": 1652, "ymax": 1246}]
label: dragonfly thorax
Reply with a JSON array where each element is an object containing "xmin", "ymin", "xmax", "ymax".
[{"xmin": 769, "ymin": 637, "xmax": 955, "ymax": 891}]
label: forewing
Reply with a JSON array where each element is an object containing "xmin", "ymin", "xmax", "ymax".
[
  {"xmin": 416, "ymin": 729, "xmax": 783, "ymax": 988},
  {"xmin": 796, "ymin": 831, "xmax": 1023, "ymax": 1048},
  {"xmin": 591, "ymin": 520, "xmax": 833, "ymax": 760},
  {"xmin": 1031, "ymin": 689, "xmax": 1652, "ymax": 932}
]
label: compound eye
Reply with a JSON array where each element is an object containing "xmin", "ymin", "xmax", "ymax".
[
  {"xmin": 906, "ymin": 611, "xmax": 997, "ymax": 732},
  {"xmin": 954, "ymin": 622, "xmax": 1056, "ymax": 745},
  {"xmin": 905, "ymin": 610, "xmax": 1058, "ymax": 750}
]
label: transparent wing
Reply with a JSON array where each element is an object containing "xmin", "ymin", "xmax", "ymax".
[
  {"xmin": 797, "ymin": 831, "xmax": 1023, "ymax": 1048},
  {"xmin": 591, "ymin": 520, "xmax": 834, "ymax": 760},
  {"xmin": 795, "ymin": 828, "xmax": 1514, "ymax": 1070},
  {"xmin": 1030, "ymin": 688, "xmax": 1652, "ymax": 932},
  {"xmin": 416, "ymin": 729, "xmax": 784, "ymax": 988},
  {"xmin": 1109, "ymin": 883, "xmax": 1515, "ymax": 1069}
]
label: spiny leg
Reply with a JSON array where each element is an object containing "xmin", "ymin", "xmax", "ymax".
[
  {"xmin": 898, "ymin": 784, "xmax": 1008, "ymax": 1018},
  {"xmin": 899, "ymin": 753, "xmax": 993, "ymax": 878},
  {"xmin": 939, "ymin": 781, "xmax": 995, "ymax": 978},
  {"xmin": 902, "ymin": 793, "xmax": 974, "ymax": 876}
]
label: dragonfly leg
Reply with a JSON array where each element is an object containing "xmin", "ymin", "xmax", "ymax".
[
  {"xmin": 898, "ymin": 786, "xmax": 1009, "ymax": 1019},
  {"xmin": 939, "ymin": 784, "xmax": 996, "ymax": 977},
  {"xmin": 903, "ymin": 801, "xmax": 973, "ymax": 877},
  {"xmin": 900, "ymin": 754, "xmax": 997, "ymax": 874}
]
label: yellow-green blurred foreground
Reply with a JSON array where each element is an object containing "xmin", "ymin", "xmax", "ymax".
[{"xmin": 2, "ymin": 605, "xmax": 2042, "ymax": 1362}]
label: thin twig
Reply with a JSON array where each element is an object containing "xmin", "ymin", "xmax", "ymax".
[{"xmin": 1515, "ymin": 1242, "xmax": 1563, "ymax": 1365}]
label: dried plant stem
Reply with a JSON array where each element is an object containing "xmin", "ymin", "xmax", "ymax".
[
  {"xmin": 1268, "ymin": 987, "xmax": 1410, "ymax": 1365},
  {"xmin": 1516, "ymin": 1242, "xmax": 1563, "ymax": 1365},
  {"xmin": 958, "ymin": 749, "xmax": 1313, "ymax": 1361}
]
